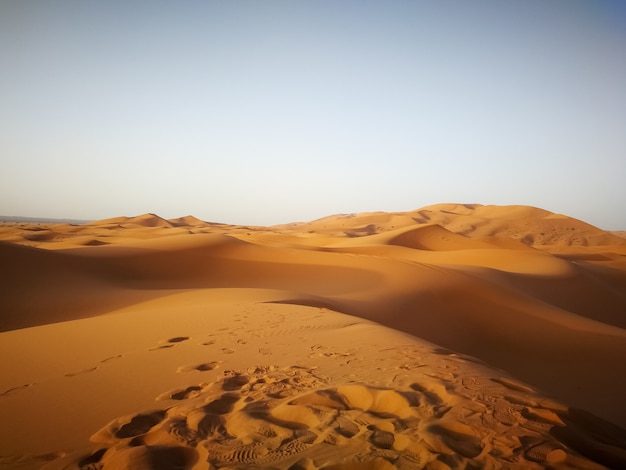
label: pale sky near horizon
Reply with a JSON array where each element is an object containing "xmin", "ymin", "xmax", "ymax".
[{"xmin": 1, "ymin": 1, "xmax": 625, "ymax": 229}]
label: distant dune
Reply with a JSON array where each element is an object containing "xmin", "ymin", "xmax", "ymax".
[
  {"xmin": 0, "ymin": 215, "xmax": 91, "ymax": 224},
  {"xmin": 1, "ymin": 204, "xmax": 625, "ymax": 469}
]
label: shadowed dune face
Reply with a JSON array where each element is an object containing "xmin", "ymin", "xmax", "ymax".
[
  {"xmin": 1, "ymin": 204, "xmax": 625, "ymax": 468},
  {"xmin": 0, "ymin": 242, "xmax": 162, "ymax": 331},
  {"xmin": 0, "ymin": 236, "xmax": 383, "ymax": 331}
]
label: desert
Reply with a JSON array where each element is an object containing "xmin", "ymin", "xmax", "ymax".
[{"xmin": 0, "ymin": 203, "xmax": 625, "ymax": 469}]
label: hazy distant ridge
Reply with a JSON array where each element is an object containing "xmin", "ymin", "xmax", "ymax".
[{"xmin": 0, "ymin": 215, "xmax": 92, "ymax": 224}]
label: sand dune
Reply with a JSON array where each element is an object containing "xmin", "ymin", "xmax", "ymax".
[
  {"xmin": 1, "ymin": 204, "xmax": 625, "ymax": 469},
  {"xmin": 280, "ymin": 204, "xmax": 626, "ymax": 248}
]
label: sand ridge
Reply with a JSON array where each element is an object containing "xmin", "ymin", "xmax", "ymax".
[{"xmin": 1, "ymin": 204, "xmax": 625, "ymax": 469}]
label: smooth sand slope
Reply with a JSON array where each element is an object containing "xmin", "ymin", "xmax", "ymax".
[{"xmin": 1, "ymin": 204, "xmax": 625, "ymax": 469}]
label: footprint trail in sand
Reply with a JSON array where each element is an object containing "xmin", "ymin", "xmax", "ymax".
[{"xmin": 59, "ymin": 348, "xmax": 625, "ymax": 470}]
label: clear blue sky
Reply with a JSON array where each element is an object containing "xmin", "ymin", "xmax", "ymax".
[{"xmin": 1, "ymin": 1, "xmax": 625, "ymax": 229}]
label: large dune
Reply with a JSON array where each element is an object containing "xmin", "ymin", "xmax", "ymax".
[{"xmin": 1, "ymin": 204, "xmax": 625, "ymax": 469}]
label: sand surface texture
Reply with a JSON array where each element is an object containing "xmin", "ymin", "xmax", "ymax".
[{"xmin": 1, "ymin": 204, "xmax": 625, "ymax": 469}]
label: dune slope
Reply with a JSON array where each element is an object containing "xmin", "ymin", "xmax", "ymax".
[{"xmin": 1, "ymin": 204, "xmax": 625, "ymax": 469}]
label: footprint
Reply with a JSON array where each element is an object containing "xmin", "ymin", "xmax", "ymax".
[
  {"xmin": 168, "ymin": 336, "xmax": 190, "ymax": 343},
  {"xmin": 222, "ymin": 373, "xmax": 250, "ymax": 391},
  {"xmin": 203, "ymin": 393, "xmax": 241, "ymax": 415},
  {"xmin": 201, "ymin": 441, "xmax": 271, "ymax": 467},
  {"xmin": 200, "ymin": 428, "xmax": 319, "ymax": 467},
  {"xmin": 177, "ymin": 362, "xmax": 220, "ymax": 373},
  {"xmin": 335, "ymin": 416, "xmax": 361, "ymax": 438},
  {"xmin": 221, "ymin": 348, "xmax": 235, "ymax": 354},
  {"xmin": 492, "ymin": 399, "xmax": 520, "ymax": 426},
  {"xmin": 196, "ymin": 362, "xmax": 220, "ymax": 371},
  {"xmin": 0, "ymin": 383, "xmax": 35, "ymax": 397},
  {"xmin": 369, "ymin": 429, "xmax": 395, "ymax": 449},
  {"xmin": 65, "ymin": 366, "xmax": 99, "ymax": 377},
  {"xmin": 117, "ymin": 410, "xmax": 167, "ymax": 439},
  {"xmin": 149, "ymin": 337, "xmax": 191, "ymax": 351},
  {"xmin": 92, "ymin": 409, "xmax": 168, "ymax": 443},
  {"xmin": 168, "ymin": 386, "xmax": 203, "ymax": 401},
  {"xmin": 409, "ymin": 383, "xmax": 444, "ymax": 406},
  {"xmin": 522, "ymin": 438, "xmax": 565, "ymax": 463},
  {"xmin": 202, "ymin": 340, "xmax": 217, "ymax": 346},
  {"xmin": 100, "ymin": 354, "xmax": 124, "ymax": 363}
]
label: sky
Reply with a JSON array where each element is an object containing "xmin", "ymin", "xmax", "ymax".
[{"xmin": 1, "ymin": 1, "xmax": 625, "ymax": 229}]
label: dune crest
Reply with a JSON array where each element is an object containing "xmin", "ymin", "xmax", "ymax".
[
  {"xmin": 277, "ymin": 204, "xmax": 625, "ymax": 248},
  {"xmin": 1, "ymin": 204, "xmax": 625, "ymax": 469}
]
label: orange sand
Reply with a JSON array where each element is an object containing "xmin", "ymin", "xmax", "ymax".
[{"xmin": 1, "ymin": 204, "xmax": 625, "ymax": 469}]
